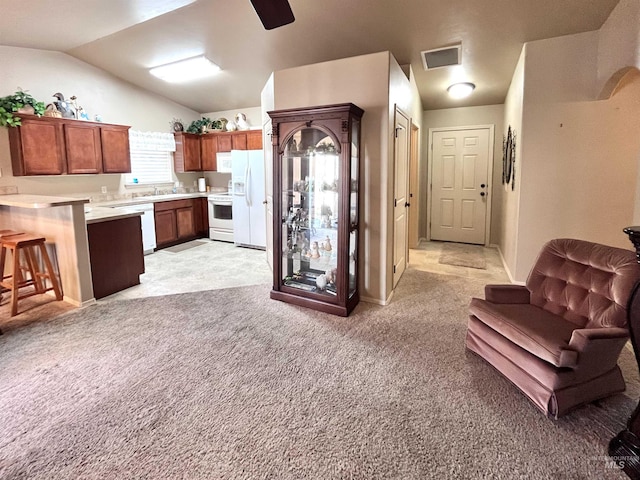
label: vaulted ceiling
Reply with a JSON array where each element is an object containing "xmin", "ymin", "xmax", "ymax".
[{"xmin": 0, "ymin": 0, "xmax": 620, "ymax": 113}]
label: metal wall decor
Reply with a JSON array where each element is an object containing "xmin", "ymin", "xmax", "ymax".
[{"xmin": 502, "ymin": 125, "xmax": 516, "ymax": 190}]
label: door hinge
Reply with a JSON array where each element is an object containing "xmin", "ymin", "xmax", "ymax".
[
  {"xmin": 394, "ymin": 198, "xmax": 398, "ymax": 207},
  {"xmin": 395, "ymin": 128, "xmax": 400, "ymax": 138},
  {"xmin": 393, "ymin": 264, "xmax": 397, "ymax": 274}
]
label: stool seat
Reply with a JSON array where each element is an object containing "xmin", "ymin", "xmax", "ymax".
[{"xmin": 0, "ymin": 233, "xmax": 63, "ymax": 317}]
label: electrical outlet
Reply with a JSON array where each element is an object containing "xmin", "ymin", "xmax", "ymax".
[{"xmin": 101, "ymin": 186, "xmax": 107, "ymax": 194}]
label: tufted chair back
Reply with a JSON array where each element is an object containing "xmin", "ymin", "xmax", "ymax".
[{"xmin": 526, "ymin": 239, "xmax": 640, "ymax": 329}]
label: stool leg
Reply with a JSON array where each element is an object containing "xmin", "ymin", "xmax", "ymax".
[
  {"xmin": 39, "ymin": 243, "xmax": 62, "ymax": 301},
  {"xmin": 24, "ymin": 245, "xmax": 44, "ymax": 293},
  {"xmin": 10, "ymin": 247, "xmax": 20, "ymax": 316}
]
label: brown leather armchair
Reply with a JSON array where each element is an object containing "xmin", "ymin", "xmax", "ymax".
[{"xmin": 466, "ymin": 238, "xmax": 640, "ymax": 418}]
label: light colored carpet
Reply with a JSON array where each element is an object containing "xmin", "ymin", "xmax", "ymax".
[
  {"xmin": 0, "ymin": 268, "xmax": 634, "ymax": 479},
  {"xmin": 438, "ymin": 242, "xmax": 487, "ymax": 269}
]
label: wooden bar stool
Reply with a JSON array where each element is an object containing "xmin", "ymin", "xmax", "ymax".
[{"xmin": 0, "ymin": 233, "xmax": 63, "ymax": 317}]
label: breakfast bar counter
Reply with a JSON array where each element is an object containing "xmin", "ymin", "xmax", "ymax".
[{"xmin": 0, "ymin": 193, "xmax": 94, "ymax": 307}]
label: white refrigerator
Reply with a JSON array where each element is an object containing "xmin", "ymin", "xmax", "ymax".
[{"xmin": 231, "ymin": 149, "xmax": 267, "ymax": 248}]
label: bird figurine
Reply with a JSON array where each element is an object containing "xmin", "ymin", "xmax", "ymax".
[
  {"xmin": 235, "ymin": 113, "xmax": 250, "ymax": 130},
  {"xmin": 52, "ymin": 92, "xmax": 75, "ymax": 118}
]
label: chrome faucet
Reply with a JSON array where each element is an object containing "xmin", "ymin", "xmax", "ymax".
[{"xmin": 154, "ymin": 186, "xmax": 160, "ymax": 195}]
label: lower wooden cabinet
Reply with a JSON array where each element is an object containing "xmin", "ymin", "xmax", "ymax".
[
  {"xmin": 154, "ymin": 198, "xmax": 208, "ymax": 248},
  {"xmin": 87, "ymin": 216, "xmax": 145, "ymax": 299}
]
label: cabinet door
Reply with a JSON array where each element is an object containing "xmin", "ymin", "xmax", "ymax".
[
  {"xmin": 155, "ymin": 209, "xmax": 178, "ymax": 246},
  {"xmin": 200, "ymin": 134, "xmax": 218, "ymax": 171},
  {"xmin": 217, "ymin": 134, "xmax": 232, "ymax": 152},
  {"xmin": 232, "ymin": 132, "xmax": 247, "ymax": 150},
  {"xmin": 65, "ymin": 123, "xmax": 102, "ymax": 174},
  {"xmin": 176, "ymin": 206, "xmax": 195, "ymax": 238},
  {"xmin": 101, "ymin": 125, "xmax": 131, "ymax": 173},
  {"xmin": 174, "ymin": 133, "xmax": 201, "ymax": 172},
  {"xmin": 247, "ymin": 130, "xmax": 263, "ymax": 150},
  {"xmin": 193, "ymin": 197, "xmax": 209, "ymax": 236},
  {"xmin": 9, "ymin": 117, "xmax": 66, "ymax": 175}
]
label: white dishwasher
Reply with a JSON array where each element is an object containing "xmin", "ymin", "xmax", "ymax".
[{"xmin": 126, "ymin": 203, "xmax": 156, "ymax": 255}]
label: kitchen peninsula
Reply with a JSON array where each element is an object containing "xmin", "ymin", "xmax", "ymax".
[{"xmin": 0, "ymin": 193, "xmax": 144, "ymax": 306}]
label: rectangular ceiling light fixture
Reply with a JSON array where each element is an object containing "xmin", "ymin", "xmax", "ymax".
[
  {"xmin": 421, "ymin": 44, "xmax": 461, "ymax": 71},
  {"xmin": 149, "ymin": 55, "xmax": 220, "ymax": 83}
]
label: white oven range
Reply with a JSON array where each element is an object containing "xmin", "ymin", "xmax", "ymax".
[{"xmin": 207, "ymin": 193, "xmax": 234, "ymax": 242}]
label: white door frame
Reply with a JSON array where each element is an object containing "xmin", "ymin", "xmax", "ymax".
[{"xmin": 427, "ymin": 125, "xmax": 494, "ymax": 246}]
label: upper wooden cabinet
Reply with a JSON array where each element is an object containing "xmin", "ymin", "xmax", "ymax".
[
  {"xmin": 100, "ymin": 125, "xmax": 131, "ymax": 173},
  {"xmin": 175, "ymin": 130, "xmax": 263, "ymax": 172},
  {"xmin": 200, "ymin": 134, "xmax": 218, "ymax": 171},
  {"xmin": 8, "ymin": 115, "xmax": 131, "ymax": 176},
  {"xmin": 173, "ymin": 132, "xmax": 201, "ymax": 173}
]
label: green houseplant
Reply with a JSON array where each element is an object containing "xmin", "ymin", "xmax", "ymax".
[
  {"xmin": 0, "ymin": 90, "xmax": 46, "ymax": 127},
  {"xmin": 186, "ymin": 117, "xmax": 222, "ymax": 134}
]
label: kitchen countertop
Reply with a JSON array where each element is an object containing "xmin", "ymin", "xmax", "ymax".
[
  {"xmin": 0, "ymin": 194, "xmax": 89, "ymax": 208},
  {"xmin": 91, "ymin": 192, "xmax": 210, "ymax": 208},
  {"xmin": 84, "ymin": 206, "xmax": 143, "ymax": 224}
]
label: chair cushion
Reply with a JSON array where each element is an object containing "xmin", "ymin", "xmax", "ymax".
[
  {"xmin": 469, "ymin": 298, "xmax": 579, "ymax": 368},
  {"xmin": 526, "ymin": 239, "xmax": 640, "ymax": 329}
]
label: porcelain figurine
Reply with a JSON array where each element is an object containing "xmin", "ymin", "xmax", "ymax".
[
  {"xmin": 310, "ymin": 242, "xmax": 320, "ymax": 259},
  {"xmin": 315, "ymin": 274, "xmax": 327, "ymax": 290},
  {"xmin": 235, "ymin": 113, "xmax": 250, "ymax": 130}
]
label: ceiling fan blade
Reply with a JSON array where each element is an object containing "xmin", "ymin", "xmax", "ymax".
[{"xmin": 250, "ymin": 0, "xmax": 295, "ymax": 30}]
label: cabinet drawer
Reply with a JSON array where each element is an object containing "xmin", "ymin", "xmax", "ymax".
[{"xmin": 154, "ymin": 199, "xmax": 194, "ymax": 212}]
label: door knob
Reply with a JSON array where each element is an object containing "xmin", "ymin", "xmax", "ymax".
[
  {"xmin": 405, "ymin": 202, "xmax": 411, "ymax": 208},
  {"xmin": 480, "ymin": 192, "xmax": 486, "ymax": 197},
  {"xmin": 480, "ymin": 183, "xmax": 486, "ymax": 188}
]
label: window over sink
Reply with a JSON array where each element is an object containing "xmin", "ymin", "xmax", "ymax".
[{"xmin": 124, "ymin": 131, "xmax": 176, "ymax": 185}]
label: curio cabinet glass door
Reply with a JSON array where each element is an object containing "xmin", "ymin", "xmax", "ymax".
[{"xmin": 268, "ymin": 103, "xmax": 363, "ymax": 316}]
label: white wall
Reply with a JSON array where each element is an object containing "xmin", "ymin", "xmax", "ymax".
[
  {"xmin": 597, "ymin": 0, "xmax": 640, "ymax": 92},
  {"xmin": 421, "ymin": 104, "xmax": 504, "ymax": 243},
  {"xmin": 501, "ymin": 47, "xmax": 525, "ymax": 281},
  {"xmin": 0, "ymin": 46, "xmax": 201, "ymax": 198},
  {"xmin": 501, "ymin": 16, "xmax": 640, "ymax": 282},
  {"xmin": 272, "ymin": 51, "xmax": 397, "ymax": 304}
]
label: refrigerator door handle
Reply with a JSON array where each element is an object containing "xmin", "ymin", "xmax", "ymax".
[{"xmin": 245, "ymin": 164, "xmax": 250, "ymax": 206}]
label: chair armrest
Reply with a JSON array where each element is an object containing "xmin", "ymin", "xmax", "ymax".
[
  {"xmin": 569, "ymin": 328, "xmax": 629, "ymax": 345},
  {"xmin": 566, "ymin": 327, "xmax": 629, "ymax": 376},
  {"xmin": 485, "ymin": 284, "xmax": 530, "ymax": 304}
]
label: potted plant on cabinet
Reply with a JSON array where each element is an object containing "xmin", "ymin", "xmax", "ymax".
[{"xmin": 0, "ymin": 89, "xmax": 46, "ymax": 127}]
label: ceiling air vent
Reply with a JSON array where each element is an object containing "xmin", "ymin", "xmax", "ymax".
[{"xmin": 421, "ymin": 44, "xmax": 461, "ymax": 71}]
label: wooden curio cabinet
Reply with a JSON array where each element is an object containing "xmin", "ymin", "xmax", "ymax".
[{"xmin": 268, "ymin": 103, "xmax": 364, "ymax": 316}]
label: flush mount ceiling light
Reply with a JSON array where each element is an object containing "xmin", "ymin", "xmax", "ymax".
[
  {"xmin": 447, "ymin": 82, "xmax": 475, "ymax": 99},
  {"xmin": 149, "ymin": 55, "xmax": 220, "ymax": 83}
]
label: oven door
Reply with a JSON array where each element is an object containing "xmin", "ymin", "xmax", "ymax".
[{"xmin": 208, "ymin": 198, "xmax": 234, "ymax": 241}]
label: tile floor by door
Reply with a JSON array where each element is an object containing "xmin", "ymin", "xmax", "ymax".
[{"xmin": 0, "ymin": 240, "xmax": 509, "ymax": 329}]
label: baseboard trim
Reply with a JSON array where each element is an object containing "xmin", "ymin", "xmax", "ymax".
[
  {"xmin": 63, "ymin": 296, "xmax": 97, "ymax": 308},
  {"xmin": 361, "ymin": 290, "xmax": 394, "ymax": 306},
  {"xmin": 495, "ymin": 246, "xmax": 523, "ymax": 285}
]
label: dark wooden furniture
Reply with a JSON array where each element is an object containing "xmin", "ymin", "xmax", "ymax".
[
  {"xmin": 0, "ymin": 232, "xmax": 63, "ymax": 316},
  {"xmin": 87, "ymin": 216, "xmax": 144, "ymax": 299},
  {"xmin": 174, "ymin": 130, "xmax": 263, "ymax": 172},
  {"xmin": 268, "ymin": 103, "xmax": 364, "ymax": 317},
  {"xmin": 8, "ymin": 115, "xmax": 131, "ymax": 176},
  {"xmin": 154, "ymin": 198, "xmax": 208, "ymax": 249},
  {"xmin": 173, "ymin": 132, "xmax": 202, "ymax": 172},
  {"xmin": 609, "ymin": 226, "xmax": 640, "ymax": 478}
]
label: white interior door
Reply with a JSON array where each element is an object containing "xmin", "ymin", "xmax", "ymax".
[
  {"xmin": 263, "ymin": 121, "xmax": 273, "ymax": 270},
  {"xmin": 430, "ymin": 128, "xmax": 490, "ymax": 245},
  {"xmin": 393, "ymin": 108, "xmax": 410, "ymax": 288}
]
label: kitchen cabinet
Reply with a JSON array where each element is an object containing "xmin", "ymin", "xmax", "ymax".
[
  {"xmin": 8, "ymin": 115, "xmax": 131, "ymax": 176},
  {"xmin": 173, "ymin": 132, "xmax": 201, "ymax": 172},
  {"xmin": 64, "ymin": 122, "xmax": 102, "ymax": 174},
  {"xmin": 269, "ymin": 103, "xmax": 364, "ymax": 317},
  {"xmin": 154, "ymin": 198, "xmax": 204, "ymax": 248},
  {"xmin": 87, "ymin": 215, "xmax": 145, "ymax": 299},
  {"xmin": 200, "ymin": 134, "xmax": 218, "ymax": 171},
  {"xmin": 194, "ymin": 197, "xmax": 209, "ymax": 237},
  {"xmin": 100, "ymin": 125, "xmax": 131, "ymax": 173},
  {"xmin": 175, "ymin": 130, "xmax": 263, "ymax": 172}
]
